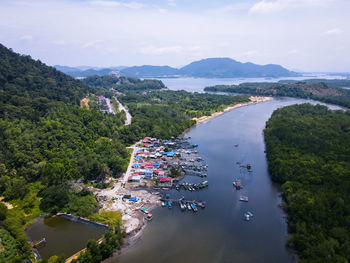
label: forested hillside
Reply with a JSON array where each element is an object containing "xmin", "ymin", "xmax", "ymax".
[
  {"xmin": 118, "ymin": 90, "xmax": 250, "ymax": 143},
  {"xmin": 205, "ymin": 81, "xmax": 350, "ymax": 108},
  {"xmin": 0, "ymin": 44, "xmax": 129, "ymax": 261},
  {"xmin": 265, "ymin": 104, "xmax": 350, "ymax": 262},
  {"xmin": 82, "ymin": 75, "xmax": 166, "ymax": 94}
]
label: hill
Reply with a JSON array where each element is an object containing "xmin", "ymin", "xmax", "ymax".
[
  {"xmin": 82, "ymin": 75, "xmax": 166, "ymax": 93},
  {"xmin": 0, "ymin": 44, "xmax": 94, "ymax": 119},
  {"xmin": 121, "ymin": 65, "xmax": 179, "ymax": 78},
  {"xmin": 56, "ymin": 58, "xmax": 297, "ymax": 78},
  {"xmin": 54, "ymin": 65, "xmax": 126, "ymax": 77},
  {"xmin": 0, "ymin": 44, "xmax": 129, "ymax": 261},
  {"xmin": 205, "ymin": 80, "xmax": 350, "ymax": 108},
  {"xmin": 179, "ymin": 58, "xmax": 298, "ymax": 78}
]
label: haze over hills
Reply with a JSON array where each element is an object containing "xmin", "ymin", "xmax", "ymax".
[{"xmin": 55, "ymin": 57, "xmax": 299, "ymax": 78}]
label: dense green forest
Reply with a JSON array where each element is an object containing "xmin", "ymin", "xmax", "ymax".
[
  {"xmin": 204, "ymin": 80, "xmax": 350, "ymax": 108},
  {"xmin": 82, "ymin": 75, "xmax": 166, "ymax": 94},
  {"xmin": 279, "ymin": 79, "xmax": 350, "ymax": 89},
  {"xmin": 118, "ymin": 90, "xmax": 250, "ymax": 143},
  {"xmin": 0, "ymin": 43, "xmax": 251, "ymax": 262},
  {"xmin": 264, "ymin": 104, "xmax": 350, "ymax": 262},
  {"xmin": 0, "ymin": 44, "xmax": 129, "ymax": 262}
]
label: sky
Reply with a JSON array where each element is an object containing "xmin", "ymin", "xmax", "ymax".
[{"xmin": 0, "ymin": 0, "xmax": 349, "ymax": 72}]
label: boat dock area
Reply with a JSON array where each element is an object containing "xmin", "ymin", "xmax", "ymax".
[{"xmin": 160, "ymin": 195, "xmax": 206, "ymax": 212}]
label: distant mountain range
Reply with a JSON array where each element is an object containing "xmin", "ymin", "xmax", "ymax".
[{"xmin": 55, "ymin": 58, "xmax": 299, "ymax": 78}]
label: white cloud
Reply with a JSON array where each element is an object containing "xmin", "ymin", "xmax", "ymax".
[
  {"xmin": 321, "ymin": 28, "xmax": 343, "ymax": 36},
  {"xmin": 168, "ymin": 0, "xmax": 176, "ymax": 7},
  {"xmin": 288, "ymin": 49, "xmax": 300, "ymax": 54},
  {"xmin": 82, "ymin": 40, "xmax": 104, "ymax": 48},
  {"xmin": 53, "ymin": 40, "xmax": 66, "ymax": 45},
  {"xmin": 139, "ymin": 45, "xmax": 184, "ymax": 55},
  {"xmin": 90, "ymin": 0, "xmax": 143, "ymax": 9},
  {"xmin": 20, "ymin": 34, "xmax": 33, "ymax": 41},
  {"xmin": 157, "ymin": 8, "xmax": 167, "ymax": 14},
  {"xmin": 249, "ymin": 0, "xmax": 336, "ymax": 14}
]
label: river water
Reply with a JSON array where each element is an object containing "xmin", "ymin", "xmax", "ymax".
[{"xmin": 108, "ymin": 96, "xmax": 341, "ymax": 263}]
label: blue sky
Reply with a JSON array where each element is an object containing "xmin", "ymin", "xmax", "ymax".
[{"xmin": 0, "ymin": 0, "xmax": 349, "ymax": 72}]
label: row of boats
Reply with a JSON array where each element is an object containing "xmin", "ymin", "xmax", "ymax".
[
  {"xmin": 175, "ymin": 181, "xmax": 208, "ymax": 191},
  {"xmin": 233, "ymin": 162, "xmax": 253, "ymax": 221},
  {"xmin": 161, "ymin": 199, "xmax": 206, "ymax": 212}
]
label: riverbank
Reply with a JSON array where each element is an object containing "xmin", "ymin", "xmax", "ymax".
[
  {"xmin": 100, "ymin": 96, "xmax": 273, "ymax": 258},
  {"xmin": 192, "ymin": 96, "xmax": 272, "ymax": 124}
]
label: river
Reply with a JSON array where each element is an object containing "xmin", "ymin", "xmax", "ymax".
[{"xmin": 106, "ymin": 96, "xmax": 341, "ymax": 263}]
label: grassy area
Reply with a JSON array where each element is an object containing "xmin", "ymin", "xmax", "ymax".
[{"xmin": 89, "ymin": 210, "xmax": 122, "ymax": 227}]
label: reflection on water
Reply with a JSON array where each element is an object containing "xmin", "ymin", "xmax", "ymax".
[{"xmin": 26, "ymin": 216, "xmax": 106, "ymax": 259}]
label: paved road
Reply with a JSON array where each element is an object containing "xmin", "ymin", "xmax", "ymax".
[
  {"xmin": 105, "ymin": 98, "xmax": 116, "ymax": 114},
  {"xmin": 114, "ymin": 96, "xmax": 132, "ymax": 125}
]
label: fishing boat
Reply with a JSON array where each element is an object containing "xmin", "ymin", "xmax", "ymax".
[
  {"xmin": 141, "ymin": 207, "xmax": 149, "ymax": 213},
  {"xmin": 180, "ymin": 202, "xmax": 186, "ymax": 211},
  {"xmin": 145, "ymin": 213, "xmax": 153, "ymax": 221},
  {"xmin": 244, "ymin": 213, "xmax": 251, "ymax": 221},
  {"xmin": 234, "ymin": 144, "xmax": 239, "ymax": 147},
  {"xmin": 187, "ymin": 203, "xmax": 192, "ymax": 211},
  {"xmin": 233, "ymin": 179, "xmax": 242, "ymax": 190},
  {"xmin": 168, "ymin": 201, "xmax": 172, "ymax": 209},
  {"xmin": 239, "ymin": 195, "xmax": 249, "ymax": 202},
  {"xmin": 161, "ymin": 201, "xmax": 166, "ymax": 207},
  {"xmin": 191, "ymin": 203, "xmax": 198, "ymax": 212}
]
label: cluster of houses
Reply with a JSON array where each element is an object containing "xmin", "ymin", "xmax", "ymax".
[{"xmin": 128, "ymin": 137, "xmax": 181, "ymax": 185}]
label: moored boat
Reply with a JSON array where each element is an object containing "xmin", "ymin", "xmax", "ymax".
[
  {"xmin": 145, "ymin": 213, "xmax": 153, "ymax": 221},
  {"xmin": 239, "ymin": 195, "xmax": 248, "ymax": 202},
  {"xmin": 191, "ymin": 203, "xmax": 198, "ymax": 212}
]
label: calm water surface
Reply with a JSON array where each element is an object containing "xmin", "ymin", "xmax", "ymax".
[
  {"xmin": 160, "ymin": 75, "xmax": 345, "ymax": 93},
  {"xmin": 108, "ymin": 97, "xmax": 342, "ymax": 263},
  {"xmin": 26, "ymin": 216, "xmax": 106, "ymax": 259}
]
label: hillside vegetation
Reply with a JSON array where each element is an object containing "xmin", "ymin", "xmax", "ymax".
[
  {"xmin": 205, "ymin": 80, "xmax": 350, "ymax": 108},
  {"xmin": 82, "ymin": 75, "xmax": 165, "ymax": 94},
  {"xmin": 0, "ymin": 44, "xmax": 129, "ymax": 261},
  {"xmin": 265, "ymin": 104, "xmax": 350, "ymax": 262}
]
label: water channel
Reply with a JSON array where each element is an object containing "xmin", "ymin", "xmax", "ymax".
[{"xmin": 108, "ymin": 96, "xmax": 341, "ymax": 263}]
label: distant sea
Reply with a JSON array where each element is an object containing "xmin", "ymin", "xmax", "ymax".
[{"xmin": 158, "ymin": 74, "xmax": 345, "ymax": 93}]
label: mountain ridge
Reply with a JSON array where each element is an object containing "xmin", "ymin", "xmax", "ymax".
[{"xmin": 55, "ymin": 57, "xmax": 299, "ymax": 78}]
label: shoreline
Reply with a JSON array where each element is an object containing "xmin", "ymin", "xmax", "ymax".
[
  {"xmin": 191, "ymin": 96, "xmax": 273, "ymax": 125},
  {"xmin": 104, "ymin": 96, "xmax": 273, "ymax": 260}
]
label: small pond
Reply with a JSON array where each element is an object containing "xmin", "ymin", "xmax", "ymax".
[{"xmin": 26, "ymin": 216, "xmax": 107, "ymax": 259}]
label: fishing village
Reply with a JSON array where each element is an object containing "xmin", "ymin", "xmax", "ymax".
[{"xmin": 94, "ymin": 136, "xmax": 209, "ymax": 239}]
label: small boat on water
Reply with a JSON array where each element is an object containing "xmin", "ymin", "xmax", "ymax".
[
  {"xmin": 233, "ymin": 179, "xmax": 242, "ymax": 190},
  {"xmin": 145, "ymin": 213, "xmax": 153, "ymax": 221},
  {"xmin": 187, "ymin": 203, "xmax": 192, "ymax": 211},
  {"xmin": 234, "ymin": 144, "xmax": 239, "ymax": 147},
  {"xmin": 244, "ymin": 211, "xmax": 254, "ymax": 221},
  {"xmin": 191, "ymin": 203, "xmax": 198, "ymax": 212},
  {"xmin": 239, "ymin": 195, "xmax": 248, "ymax": 202},
  {"xmin": 161, "ymin": 201, "xmax": 166, "ymax": 207},
  {"xmin": 168, "ymin": 201, "xmax": 172, "ymax": 209},
  {"xmin": 180, "ymin": 202, "xmax": 186, "ymax": 211}
]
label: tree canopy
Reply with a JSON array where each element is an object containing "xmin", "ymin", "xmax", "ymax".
[{"xmin": 265, "ymin": 104, "xmax": 350, "ymax": 262}]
